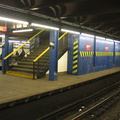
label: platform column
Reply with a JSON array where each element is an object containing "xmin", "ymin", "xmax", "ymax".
[
  {"xmin": 67, "ymin": 33, "xmax": 80, "ymax": 75},
  {"xmin": 9, "ymin": 42, "xmax": 13, "ymax": 64},
  {"xmin": 49, "ymin": 30, "xmax": 59, "ymax": 80},
  {"xmin": 2, "ymin": 34, "xmax": 9, "ymax": 74}
]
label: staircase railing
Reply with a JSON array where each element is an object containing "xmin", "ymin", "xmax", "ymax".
[
  {"xmin": 33, "ymin": 32, "xmax": 68, "ymax": 79},
  {"xmin": 3, "ymin": 28, "xmax": 46, "ymax": 72}
]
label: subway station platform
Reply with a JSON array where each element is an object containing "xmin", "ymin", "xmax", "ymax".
[{"xmin": 0, "ymin": 67, "xmax": 120, "ymax": 105}]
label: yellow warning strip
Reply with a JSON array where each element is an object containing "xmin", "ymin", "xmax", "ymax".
[
  {"xmin": 72, "ymin": 65, "xmax": 78, "ymax": 69},
  {"xmin": 96, "ymin": 52, "xmax": 114, "ymax": 56},
  {"xmin": 73, "ymin": 40, "xmax": 78, "ymax": 45},
  {"xmin": 73, "ymin": 55, "xmax": 78, "ymax": 59},
  {"xmin": 80, "ymin": 51, "xmax": 94, "ymax": 57},
  {"xmin": 6, "ymin": 71, "xmax": 35, "ymax": 79},
  {"xmin": 73, "ymin": 45, "xmax": 78, "ymax": 50},
  {"xmin": 73, "ymin": 60, "xmax": 78, "ymax": 64},
  {"xmin": 115, "ymin": 52, "xmax": 120, "ymax": 56},
  {"xmin": 72, "ymin": 69, "xmax": 78, "ymax": 74},
  {"xmin": 73, "ymin": 50, "xmax": 78, "ymax": 55}
]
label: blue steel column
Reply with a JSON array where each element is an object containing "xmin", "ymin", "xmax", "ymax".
[
  {"xmin": 49, "ymin": 30, "xmax": 59, "ymax": 80},
  {"xmin": 67, "ymin": 33, "xmax": 79, "ymax": 75},
  {"xmin": 2, "ymin": 35, "xmax": 9, "ymax": 73},
  {"xmin": 9, "ymin": 42, "xmax": 13, "ymax": 64}
]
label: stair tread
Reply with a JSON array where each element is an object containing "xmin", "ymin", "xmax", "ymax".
[
  {"xmin": 11, "ymin": 67, "xmax": 33, "ymax": 71},
  {"xmin": 11, "ymin": 67, "xmax": 44, "ymax": 72},
  {"xmin": 14, "ymin": 65, "xmax": 47, "ymax": 69},
  {"xmin": 6, "ymin": 37, "xmax": 67, "ymax": 79}
]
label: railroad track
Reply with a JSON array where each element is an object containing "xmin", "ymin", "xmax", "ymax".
[
  {"xmin": 0, "ymin": 72, "xmax": 120, "ymax": 120},
  {"xmin": 37, "ymin": 81, "xmax": 120, "ymax": 120},
  {"xmin": 65, "ymin": 85, "xmax": 120, "ymax": 120}
]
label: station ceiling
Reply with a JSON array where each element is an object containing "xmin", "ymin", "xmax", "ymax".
[{"xmin": 0, "ymin": 0, "xmax": 120, "ymax": 40}]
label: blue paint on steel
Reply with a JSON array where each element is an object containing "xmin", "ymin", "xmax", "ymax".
[
  {"xmin": 115, "ymin": 41, "xmax": 120, "ymax": 67},
  {"xmin": 95, "ymin": 37, "xmax": 106, "ymax": 71},
  {"xmin": 93, "ymin": 36, "xmax": 96, "ymax": 72},
  {"xmin": 2, "ymin": 35, "xmax": 9, "ymax": 73},
  {"xmin": 9, "ymin": 42, "xmax": 13, "ymax": 64},
  {"xmin": 67, "ymin": 33, "xmax": 79, "ymax": 75},
  {"xmin": 113, "ymin": 42, "xmax": 115, "ymax": 67},
  {"xmin": 35, "ymin": 35, "xmax": 40, "ymax": 48},
  {"xmin": 30, "ymin": 38, "xmax": 35, "ymax": 53},
  {"xmin": 78, "ymin": 34, "xmax": 94, "ymax": 75},
  {"xmin": 49, "ymin": 30, "xmax": 59, "ymax": 80},
  {"xmin": 106, "ymin": 39, "xmax": 114, "ymax": 69}
]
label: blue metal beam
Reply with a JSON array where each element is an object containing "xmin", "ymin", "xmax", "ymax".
[
  {"xmin": 2, "ymin": 35, "xmax": 9, "ymax": 73},
  {"xmin": 49, "ymin": 30, "xmax": 59, "ymax": 80}
]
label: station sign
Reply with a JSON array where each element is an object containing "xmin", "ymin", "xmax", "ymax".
[
  {"xmin": 105, "ymin": 46, "xmax": 109, "ymax": 51},
  {"xmin": 86, "ymin": 43, "xmax": 91, "ymax": 51},
  {"xmin": 0, "ymin": 26, "xmax": 7, "ymax": 32}
]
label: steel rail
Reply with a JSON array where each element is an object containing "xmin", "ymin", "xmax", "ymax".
[
  {"xmin": 33, "ymin": 32, "xmax": 68, "ymax": 62},
  {"xmin": 4, "ymin": 28, "xmax": 46, "ymax": 60},
  {"xmin": 67, "ymin": 87, "xmax": 120, "ymax": 120}
]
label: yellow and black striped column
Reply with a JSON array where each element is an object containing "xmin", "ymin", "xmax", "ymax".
[{"xmin": 72, "ymin": 40, "xmax": 79, "ymax": 74}]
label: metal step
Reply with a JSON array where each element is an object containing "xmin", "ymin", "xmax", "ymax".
[
  {"xmin": 17, "ymin": 61, "xmax": 48, "ymax": 66},
  {"xmin": 11, "ymin": 67, "xmax": 44, "ymax": 73},
  {"xmin": 14, "ymin": 65, "xmax": 47, "ymax": 70},
  {"xmin": 21, "ymin": 56, "xmax": 49, "ymax": 61}
]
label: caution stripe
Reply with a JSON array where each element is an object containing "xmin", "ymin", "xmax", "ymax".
[
  {"xmin": 72, "ymin": 69, "xmax": 78, "ymax": 74},
  {"xmin": 80, "ymin": 51, "xmax": 94, "ymax": 57},
  {"xmin": 73, "ymin": 40, "xmax": 78, "ymax": 45},
  {"xmin": 72, "ymin": 64, "xmax": 78, "ymax": 69},
  {"xmin": 73, "ymin": 50, "xmax": 78, "ymax": 55},
  {"xmin": 115, "ymin": 52, "xmax": 120, "ymax": 56},
  {"xmin": 73, "ymin": 60, "xmax": 78, "ymax": 64},
  {"xmin": 96, "ymin": 52, "xmax": 114, "ymax": 56},
  {"xmin": 73, "ymin": 45, "xmax": 78, "ymax": 50},
  {"xmin": 72, "ymin": 40, "xmax": 79, "ymax": 74}
]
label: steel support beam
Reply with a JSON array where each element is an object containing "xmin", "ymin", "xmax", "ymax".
[
  {"xmin": 2, "ymin": 34, "xmax": 9, "ymax": 73},
  {"xmin": 49, "ymin": 30, "xmax": 59, "ymax": 80}
]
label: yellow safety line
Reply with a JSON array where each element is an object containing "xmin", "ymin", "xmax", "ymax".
[
  {"xmin": 4, "ymin": 28, "xmax": 46, "ymax": 60},
  {"xmin": 33, "ymin": 32, "xmax": 68, "ymax": 62},
  {"xmin": 6, "ymin": 71, "xmax": 34, "ymax": 79}
]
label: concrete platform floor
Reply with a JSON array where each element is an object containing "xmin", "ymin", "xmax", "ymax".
[{"xmin": 0, "ymin": 67, "xmax": 120, "ymax": 104}]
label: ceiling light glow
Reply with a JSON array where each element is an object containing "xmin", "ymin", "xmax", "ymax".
[
  {"xmin": 0, "ymin": 34, "xmax": 5, "ymax": 38},
  {"xmin": 13, "ymin": 29, "xmax": 33, "ymax": 33},
  {"xmin": 61, "ymin": 29, "xmax": 80, "ymax": 34},
  {"xmin": 0, "ymin": 16, "xmax": 28, "ymax": 24},
  {"xmin": 81, "ymin": 33, "xmax": 94, "ymax": 37},
  {"xmin": 31, "ymin": 23, "xmax": 59, "ymax": 30}
]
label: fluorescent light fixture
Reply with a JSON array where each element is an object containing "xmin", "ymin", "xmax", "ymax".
[
  {"xmin": 21, "ymin": 41, "xmax": 30, "ymax": 43},
  {"xmin": 106, "ymin": 38, "xmax": 113, "ymax": 42},
  {"xmin": 61, "ymin": 29, "xmax": 80, "ymax": 34},
  {"xmin": 0, "ymin": 16, "xmax": 28, "ymax": 24},
  {"xmin": 0, "ymin": 34, "xmax": 5, "ymax": 38},
  {"xmin": 114, "ymin": 40, "xmax": 120, "ymax": 43},
  {"xmin": 9, "ymin": 40, "xmax": 20, "ymax": 43},
  {"xmin": 31, "ymin": 23, "xmax": 59, "ymax": 30},
  {"xmin": 96, "ymin": 36, "xmax": 105, "ymax": 40},
  {"xmin": 81, "ymin": 33, "xmax": 94, "ymax": 37},
  {"xmin": 13, "ymin": 29, "xmax": 33, "ymax": 33}
]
